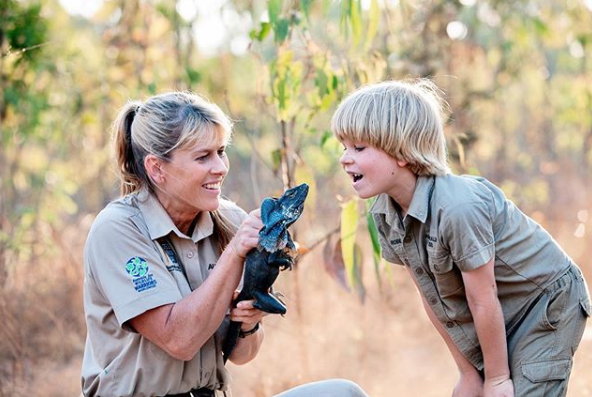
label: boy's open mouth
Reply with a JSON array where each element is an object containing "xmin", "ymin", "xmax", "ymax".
[{"xmin": 353, "ymin": 174, "xmax": 363, "ymax": 182}]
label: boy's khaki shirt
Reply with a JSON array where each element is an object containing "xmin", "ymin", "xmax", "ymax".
[
  {"xmin": 81, "ymin": 189, "xmax": 247, "ymax": 397},
  {"xmin": 370, "ymin": 174, "xmax": 572, "ymax": 369}
]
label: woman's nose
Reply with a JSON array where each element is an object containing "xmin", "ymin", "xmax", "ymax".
[{"xmin": 212, "ymin": 156, "xmax": 228, "ymax": 175}]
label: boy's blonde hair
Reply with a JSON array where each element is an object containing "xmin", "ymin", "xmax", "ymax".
[{"xmin": 331, "ymin": 79, "xmax": 450, "ymax": 176}]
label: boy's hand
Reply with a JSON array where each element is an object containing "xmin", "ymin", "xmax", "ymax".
[
  {"xmin": 453, "ymin": 369, "xmax": 483, "ymax": 397},
  {"xmin": 484, "ymin": 376, "xmax": 513, "ymax": 397}
]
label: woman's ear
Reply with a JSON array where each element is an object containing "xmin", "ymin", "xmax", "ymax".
[{"xmin": 144, "ymin": 154, "xmax": 165, "ymax": 184}]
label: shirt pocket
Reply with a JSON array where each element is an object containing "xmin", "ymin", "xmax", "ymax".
[{"xmin": 427, "ymin": 249, "xmax": 465, "ymax": 299}]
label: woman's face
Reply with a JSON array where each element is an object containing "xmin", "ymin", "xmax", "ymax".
[{"xmin": 159, "ymin": 129, "xmax": 230, "ymax": 215}]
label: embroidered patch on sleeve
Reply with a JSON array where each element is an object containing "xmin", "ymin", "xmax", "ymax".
[{"xmin": 125, "ymin": 257, "xmax": 157, "ymax": 292}]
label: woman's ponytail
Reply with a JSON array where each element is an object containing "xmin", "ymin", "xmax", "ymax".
[{"xmin": 113, "ymin": 101, "xmax": 143, "ymax": 196}]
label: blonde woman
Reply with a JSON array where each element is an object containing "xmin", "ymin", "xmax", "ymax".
[{"xmin": 82, "ymin": 92, "xmax": 369, "ymax": 397}]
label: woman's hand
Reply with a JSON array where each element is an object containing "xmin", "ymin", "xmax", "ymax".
[
  {"xmin": 229, "ymin": 291, "xmax": 265, "ymax": 330},
  {"xmin": 484, "ymin": 376, "xmax": 513, "ymax": 397},
  {"xmin": 453, "ymin": 367, "xmax": 484, "ymax": 397},
  {"xmin": 229, "ymin": 209, "xmax": 262, "ymax": 259}
]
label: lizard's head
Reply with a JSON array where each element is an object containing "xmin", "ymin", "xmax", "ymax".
[
  {"xmin": 259, "ymin": 183, "xmax": 309, "ymax": 252},
  {"xmin": 277, "ymin": 183, "xmax": 309, "ymax": 226}
]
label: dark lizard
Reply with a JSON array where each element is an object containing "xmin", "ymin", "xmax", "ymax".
[{"xmin": 222, "ymin": 183, "xmax": 309, "ymax": 363}]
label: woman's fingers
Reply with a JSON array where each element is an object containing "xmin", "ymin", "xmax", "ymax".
[
  {"xmin": 229, "ymin": 209, "xmax": 264, "ymax": 259},
  {"xmin": 230, "ymin": 299, "xmax": 264, "ymax": 323}
]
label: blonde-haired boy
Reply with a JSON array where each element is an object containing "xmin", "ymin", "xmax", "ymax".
[{"xmin": 332, "ymin": 79, "xmax": 590, "ymax": 397}]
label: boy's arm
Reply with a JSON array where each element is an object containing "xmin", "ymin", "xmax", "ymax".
[
  {"xmin": 406, "ymin": 268, "xmax": 484, "ymax": 396},
  {"xmin": 461, "ymin": 258, "xmax": 514, "ymax": 396}
]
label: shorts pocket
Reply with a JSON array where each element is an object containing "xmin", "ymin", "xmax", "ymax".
[
  {"xmin": 521, "ymin": 358, "xmax": 571, "ymax": 383},
  {"xmin": 541, "ymin": 287, "xmax": 568, "ymax": 331}
]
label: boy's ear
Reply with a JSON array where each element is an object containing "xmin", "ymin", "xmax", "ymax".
[
  {"xmin": 145, "ymin": 154, "xmax": 165, "ymax": 184},
  {"xmin": 396, "ymin": 159, "xmax": 409, "ymax": 168}
]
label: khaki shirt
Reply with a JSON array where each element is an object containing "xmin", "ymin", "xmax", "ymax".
[
  {"xmin": 82, "ymin": 189, "xmax": 247, "ymax": 397},
  {"xmin": 370, "ymin": 174, "xmax": 572, "ymax": 369}
]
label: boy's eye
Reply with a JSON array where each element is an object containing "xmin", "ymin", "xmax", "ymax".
[
  {"xmin": 217, "ymin": 148, "xmax": 226, "ymax": 157},
  {"xmin": 354, "ymin": 146, "xmax": 365, "ymax": 152}
]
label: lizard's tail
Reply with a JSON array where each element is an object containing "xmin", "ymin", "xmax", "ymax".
[{"xmin": 222, "ymin": 320, "xmax": 242, "ymax": 364}]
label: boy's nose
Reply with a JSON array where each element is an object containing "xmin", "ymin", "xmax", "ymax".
[{"xmin": 340, "ymin": 152, "xmax": 352, "ymax": 165}]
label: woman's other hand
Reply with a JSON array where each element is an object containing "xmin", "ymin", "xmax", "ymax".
[
  {"xmin": 230, "ymin": 290, "xmax": 265, "ymax": 329},
  {"xmin": 229, "ymin": 209, "xmax": 262, "ymax": 259}
]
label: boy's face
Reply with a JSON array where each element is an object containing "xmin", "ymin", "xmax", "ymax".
[{"xmin": 339, "ymin": 139, "xmax": 405, "ymax": 199}]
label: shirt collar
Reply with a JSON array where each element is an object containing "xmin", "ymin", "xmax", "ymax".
[
  {"xmin": 369, "ymin": 175, "xmax": 435, "ymax": 225},
  {"xmin": 135, "ymin": 188, "xmax": 214, "ymax": 242},
  {"xmin": 369, "ymin": 193, "xmax": 399, "ymax": 228},
  {"xmin": 406, "ymin": 175, "xmax": 434, "ymax": 224}
]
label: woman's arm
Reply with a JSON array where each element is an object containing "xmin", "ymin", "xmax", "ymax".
[
  {"xmin": 129, "ymin": 210, "xmax": 262, "ymax": 361},
  {"xmin": 227, "ymin": 297, "xmax": 265, "ymax": 365},
  {"xmin": 461, "ymin": 258, "xmax": 514, "ymax": 397}
]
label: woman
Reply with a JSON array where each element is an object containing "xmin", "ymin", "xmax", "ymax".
[{"xmin": 81, "ymin": 92, "xmax": 369, "ymax": 397}]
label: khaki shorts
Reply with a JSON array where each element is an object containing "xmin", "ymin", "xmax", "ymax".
[{"xmin": 507, "ymin": 265, "xmax": 590, "ymax": 396}]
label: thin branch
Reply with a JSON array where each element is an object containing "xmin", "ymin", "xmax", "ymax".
[
  {"xmin": 298, "ymin": 224, "xmax": 341, "ymax": 258},
  {"xmin": 0, "ymin": 41, "xmax": 52, "ymax": 58}
]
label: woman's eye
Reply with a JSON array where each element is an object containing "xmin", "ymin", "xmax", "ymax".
[{"xmin": 196, "ymin": 154, "xmax": 209, "ymax": 161}]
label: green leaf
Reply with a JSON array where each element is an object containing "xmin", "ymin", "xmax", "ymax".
[
  {"xmin": 250, "ymin": 22, "xmax": 271, "ymax": 42},
  {"xmin": 349, "ymin": 0, "xmax": 363, "ymax": 47},
  {"xmin": 366, "ymin": 199, "xmax": 382, "ymax": 284},
  {"xmin": 320, "ymin": 130, "xmax": 333, "ymax": 147},
  {"xmin": 274, "ymin": 18, "xmax": 290, "ymax": 43},
  {"xmin": 315, "ymin": 67, "xmax": 328, "ymax": 96},
  {"xmin": 341, "ymin": 198, "xmax": 359, "ymax": 289},
  {"xmin": 185, "ymin": 67, "xmax": 201, "ymax": 84},
  {"xmin": 365, "ymin": 0, "xmax": 380, "ymax": 50},
  {"xmin": 301, "ymin": 0, "xmax": 314, "ymax": 21},
  {"xmin": 271, "ymin": 148, "xmax": 282, "ymax": 172},
  {"xmin": 268, "ymin": 0, "xmax": 282, "ymax": 25}
]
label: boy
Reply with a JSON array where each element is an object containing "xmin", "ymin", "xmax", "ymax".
[{"xmin": 331, "ymin": 79, "xmax": 590, "ymax": 396}]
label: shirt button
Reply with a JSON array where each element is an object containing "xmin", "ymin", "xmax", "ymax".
[
  {"xmin": 415, "ymin": 267, "xmax": 424, "ymax": 275},
  {"xmin": 446, "ymin": 321, "xmax": 455, "ymax": 328},
  {"xmin": 187, "ymin": 251, "xmax": 194, "ymax": 258},
  {"xmin": 429, "ymin": 297, "xmax": 437, "ymax": 305}
]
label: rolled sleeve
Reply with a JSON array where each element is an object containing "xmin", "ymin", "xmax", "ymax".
[
  {"xmin": 441, "ymin": 199, "xmax": 495, "ymax": 272},
  {"xmin": 85, "ymin": 215, "xmax": 182, "ymax": 328}
]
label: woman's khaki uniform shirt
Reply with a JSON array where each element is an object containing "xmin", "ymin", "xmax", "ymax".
[{"xmin": 81, "ymin": 189, "xmax": 247, "ymax": 397}]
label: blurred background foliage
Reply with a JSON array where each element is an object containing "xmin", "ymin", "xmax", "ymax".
[{"xmin": 1, "ymin": 0, "xmax": 591, "ymax": 395}]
